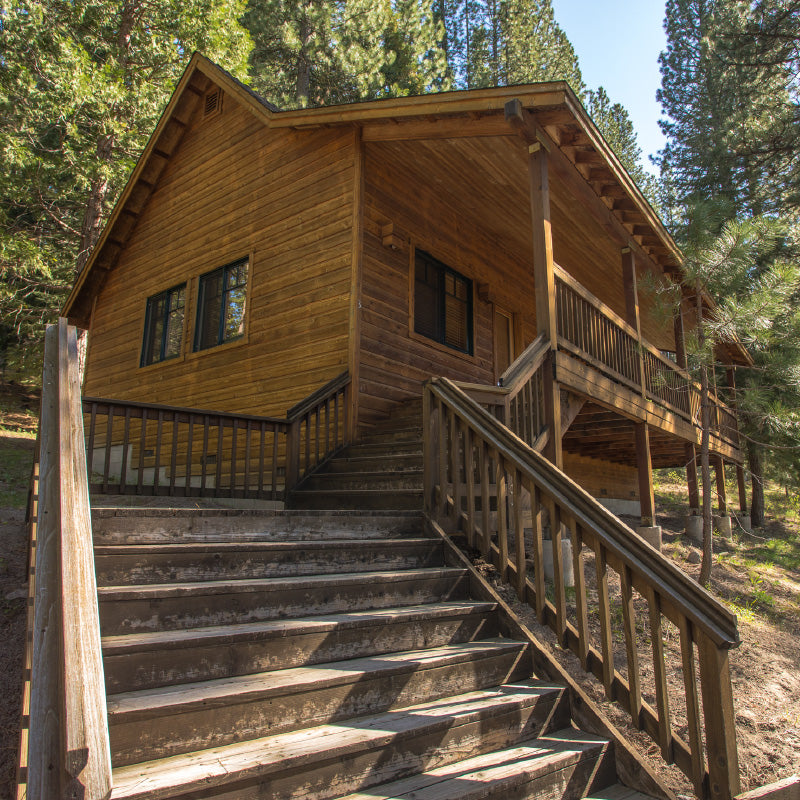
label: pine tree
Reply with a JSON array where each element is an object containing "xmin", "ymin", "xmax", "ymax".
[
  {"xmin": 245, "ymin": 0, "xmax": 446, "ymax": 108},
  {"xmin": 0, "ymin": 0, "xmax": 252, "ymax": 378}
]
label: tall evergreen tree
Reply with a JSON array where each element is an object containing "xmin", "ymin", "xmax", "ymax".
[
  {"xmin": 0, "ymin": 0, "xmax": 252, "ymax": 378},
  {"xmin": 657, "ymin": 0, "xmax": 800, "ymax": 529},
  {"xmin": 245, "ymin": 0, "xmax": 446, "ymax": 108}
]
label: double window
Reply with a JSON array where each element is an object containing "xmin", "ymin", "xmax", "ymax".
[
  {"xmin": 140, "ymin": 257, "xmax": 249, "ymax": 366},
  {"xmin": 414, "ymin": 249, "xmax": 473, "ymax": 355},
  {"xmin": 140, "ymin": 284, "xmax": 186, "ymax": 366}
]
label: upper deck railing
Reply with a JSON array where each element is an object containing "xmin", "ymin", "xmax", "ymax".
[{"xmin": 553, "ymin": 265, "xmax": 740, "ymax": 450}]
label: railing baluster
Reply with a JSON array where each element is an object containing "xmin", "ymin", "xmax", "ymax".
[
  {"xmin": 230, "ymin": 418, "xmax": 239, "ymax": 496},
  {"xmin": 530, "ymin": 481, "xmax": 546, "ymax": 623},
  {"xmin": 201, "ymin": 416, "xmax": 210, "ymax": 494},
  {"xmin": 314, "ymin": 406, "xmax": 320, "ymax": 467},
  {"xmin": 480, "ymin": 441, "xmax": 490, "ymax": 558},
  {"xmin": 620, "ymin": 564, "xmax": 642, "ymax": 728},
  {"xmin": 154, "ymin": 409, "xmax": 164, "ymax": 493},
  {"xmin": 271, "ymin": 426, "xmax": 279, "ymax": 496},
  {"xmin": 324, "ymin": 398, "xmax": 330, "ymax": 457},
  {"xmin": 647, "ymin": 587, "xmax": 674, "ymax": 763},
  {"xmin": 678, "ymin": 616, "xmax": 706, "ymax": 796},
  {"xmin": 258, "ymin": 421, "xmax": 266, "ymax": 498},
  {"xmin": 215, "ymin": 418, "xmax": 223, "ymax": 493},
  {"xmin": 549, "ymin": 499, "xmax": 567, "ymax": 645},
  {"xmin": 119, "ymin": 407, "xmax": 131, "ymax": 493},
  {"xmin": 594, "ymin": 540, "xmax": 615, "ymax": 698},
  {"xmin": 103, "ymin": 404, "xmax": 113, "ymax": 494},
  {"xmin": 137, "ymin": 408, "xmax": 147, "ymax": 494},
  {"xmin": 450, "ymin": 412, "xmax": 461, "ymax": 524},
  {"xmin": 513, "ymin": 470, "xmax": 526, "ymax": 600},
  {"xmin": 185, "ymin": 415, "xmax": 194, "ymax": 496},
  {"xmin": 169, "ymin": 412, "xmax": 179, "ymax": 494},
  {"xmin": 244, "ymin": 419, "xmax": 251, "ymax": 495},
  {"xmin": 464, "ymin": 422, "xmax": 475, "ymax": 549},
  {"xmin": 438, "ymin": 400, "xmax": 448, "ymax": 519},
  {"xmin": 304, "ymin": 415, "xmax": 311, "ymax": 478},
  {"xmin": 86, "ymin": 402, "xmax": 97, "ymax": 480},
  {"xmin": 496, "ymin": 453, "xmax": 508, "ymax": 581},
  {"xmin": 568, "ymin": 517, "xmax": 589, "ymax": 669}
]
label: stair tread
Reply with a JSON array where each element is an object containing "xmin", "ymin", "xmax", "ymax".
[
  {"xmin": 586, "ymin": 785, "xmax": 659, "ymax": 800},
  {"xmin": 102, "ymin": 600, "xmax": 498, "ymax": 654},
  {"xmin": 107, "ymin": 639, "xmax": 526, "ymax": 719},
  {"xmin": 98, "ymin": 566, "xmax": 466, "ymax": 599},
  {"xmin": 109, "ymin": 682, "xmax": 565, "ymax": 799},
  {"xmin": 95, "ymin": 537, "xmax": 435, "ymax": 555},
  {"xmin": 337, "ymin": 728, "xmax": 611, "ymax": 800}
]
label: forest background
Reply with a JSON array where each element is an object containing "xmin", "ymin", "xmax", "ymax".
[{"xmin": 1, "ymin": 0, "xmax": 799, "ymax": 522}]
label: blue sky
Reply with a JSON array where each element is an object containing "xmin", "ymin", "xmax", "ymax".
[{"xmin": 551, "ymin": 0, "xmax": 668, "ymax": 175}]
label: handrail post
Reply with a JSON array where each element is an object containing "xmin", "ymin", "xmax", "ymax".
[
  {"xmin": 698, "ymin": 635, "xmax": 741, "ymax": 800},
  {"xmin": 285, "ymin": 418, "xmax": 300, "ymax": 492},
  {"xmin": 422, "ymin": 385, "xmax": 435, "ymax": 515}
]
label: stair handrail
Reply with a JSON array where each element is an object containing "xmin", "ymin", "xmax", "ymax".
[
  {"xmin": 285, "ymin": 370, "xmax": 350, "ymax": 489},
  {"xmin": 423, "ymin": 374, "xmax": 741, "ymax": 800},
  {"xmin": 26, "ymin": 319, "xmax": 112, "ymax": 799},
  {"xmin": 499, "ymin": 332, "xmax": 550, "ymax": 392}
]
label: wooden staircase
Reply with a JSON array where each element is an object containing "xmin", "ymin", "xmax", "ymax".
[
  {"xmin": 91, "ymin": 504, "xmax": 649, "ymax": 800},
  {"xmin": 288, "ymin": 399, "xmax": 424, "ymax": 510}
]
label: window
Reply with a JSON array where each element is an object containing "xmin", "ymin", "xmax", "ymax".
[
  {"xmin": 414, "ymin": 249, "xmax": 473, "ymax": 355},
  {"xmin": 194, "ymin": 257, "xmax": 248, "ymax": 351},
  {"xmin": 140, "ymin": 284, "xmax": 186, "ymax": 366}
]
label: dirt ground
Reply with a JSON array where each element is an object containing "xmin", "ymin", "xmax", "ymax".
[{"xmin": 475, "ymin": 503, "xmax": 800, "ymax": 796}]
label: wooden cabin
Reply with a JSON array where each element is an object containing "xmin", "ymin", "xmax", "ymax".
[
  {"xmin": 63, "ymin": 53, "xmax": 746, "ymax": 532},
  {"xmin": 26, "ymin": 53, "xmax": 768, "ymax": 800}
]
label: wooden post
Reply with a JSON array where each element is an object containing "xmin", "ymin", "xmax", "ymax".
[
  {"xmin": 698, "ymin": 635, "xmax": 741, "ymax": 800},
  {"xmin": 685, "ymin": 444, "xmax": 700, "ymax": 510},
  {"xmin": 622, "ymin": 245, "xmax": 646, "ymax": 395},
  {"xmin": 285, "ymin": 419, "xmax": 300, "ymax": 492},
  {"xmin": 714, "ymin": 455, "xmax": 728, "ymax": 515},
  {"xmin": 635, "ymin": 422, "xmax": 656, "ymax": 527},
  {"xmin": 346, "ymin": 126, "xmax": 364, "ymax": 442},
  {"xmin": 526, "ymin": 136, "xmax": 562, "ymax": 468},
  {"xmin": 736, "ymin": 465, "xmax": 748, "ymax": 514}
]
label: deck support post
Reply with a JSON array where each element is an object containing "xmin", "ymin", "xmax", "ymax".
[
  {"xmin": 685, "ymin": 444, "xmax": 702, "ymax": 541},
  {"xmin": 713, "ymin": 455, "xmax": 732, "ymax": 536},
  {"xmin": 634, "ymin": 422, "xmax": 660, "ymax": 548},
  {"xmin": 525, "ymin": 133, "xmax": 562, "ymax": 468}
]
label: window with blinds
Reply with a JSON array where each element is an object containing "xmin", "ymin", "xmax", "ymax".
[{"xmin": 414, "ymin": 249, "xmax": 473, "ymax": 355}]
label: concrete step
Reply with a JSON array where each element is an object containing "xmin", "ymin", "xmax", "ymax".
[
  {"xmin": 102, "ymin": 601, "xmax": 501, "ymax": 692},
  {"xmin": 300, "ymin": 471, "xmax": 424, "ymax": 492},
  {"xmin": 108, "ymin": 639, "xmax": 532, "ymax": 766},
  {"xmin": 98, "ymin": 567, "xmax": 470, "ymax": 635},
  {"xmin": 338, "ymin": 728, "xmax": 615, "ymax": 800},
  {"xmin": 289, "ymin": 488, "xmax": 423, "ymax": 511},
  {"xmin": 92, "ymin": 508, "xmax": 422, "ymax": 545},
  {"xmin": 110, "ymin": 683, "xmax": 569, "ymax": 799},
  {"xmin": 95, "ymin": 538, "xmax": 440, "ymax": 585}
]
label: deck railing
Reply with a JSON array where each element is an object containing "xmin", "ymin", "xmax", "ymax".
[
  {"xmin": 455, "ymin": 333, "xmax": 550, "ymax": 452},
  {"xmin": 24, "ymin": 320, "xmax": 112, "ymax": 799},
  {"xmin": 423, "ymin": 375, "xmax": 741, "ymax": 800},
  {"xmin": 554, "ymin": 266, "xmax": 740, "ymax": 449},
  {"xmin": 84, "ymin": 371, "xmax": 350, "ymax": 499}
]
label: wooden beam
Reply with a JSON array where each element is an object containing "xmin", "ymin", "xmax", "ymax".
[
  {"xmin": 635, "ymin": 423, "xmax": 655, "ymax": 527},
  {"xmin": 361, "ymin": 114, "xmax": 512, "ymax": 142},
  {"xmin": 527, "ymin": 139, "xmax": 562, "ymax": 467}
]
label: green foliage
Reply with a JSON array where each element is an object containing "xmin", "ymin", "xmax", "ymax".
[{"xmin": 0, "ymin": 0, "xmax": 253, "ymax": 380}]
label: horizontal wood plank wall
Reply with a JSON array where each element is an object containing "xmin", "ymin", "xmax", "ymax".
[
  {"xmin": 562, "ymin": 451, "xmax": 639, "ymax": 503},
  {"xmin": 84, "ymin": 90, "xmax": 354, "ymax": 417},
  {"xmin": 358, "ymin": 139, "xmax": 538, "ymax": 430}
]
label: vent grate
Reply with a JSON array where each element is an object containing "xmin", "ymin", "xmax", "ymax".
[{"xmin": 203, "ymin": 89, "xmax": 221, "ymax": 117}]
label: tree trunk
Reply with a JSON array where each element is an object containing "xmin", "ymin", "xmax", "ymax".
[
  {"xmin": 748, "ymin": 443, "xmax": 765, "ymax": 527},
  {"xmin": 75, "ymin": 135, "xmax": 114, "ymax": 274},
  {"xmin": 295, "ymin": 7, "xmax": 311, "ymax": 107},
  {"xmin": 697, "ymin": 282, "xmax": 713, "ymax": 586}
]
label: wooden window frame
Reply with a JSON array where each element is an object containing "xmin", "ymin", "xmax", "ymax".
[
  {"xmin": 140, "ymin": 283, "xmax": 187, "ymax": 367},
  {"xmin": 410, "ymin": 247, "xmax": 474, "ymax": 357},
  {"xmin": 193, "ymin": 256, "xmax": 250, "ymax": 352}
]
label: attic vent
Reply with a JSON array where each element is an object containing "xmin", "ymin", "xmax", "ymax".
[{"xmin": 203, "ymin": 89, "xmax": 222, "ymax": 118}]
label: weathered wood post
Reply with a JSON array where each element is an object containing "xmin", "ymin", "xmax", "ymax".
[
  {"xmin": 622, "ymin": 246, "xmax": 660, "ymax": 547},
  {"xmin": 505, "ymin": 99, "xmax": 563, "ymax": 469},
  {"xmin": 714, "ymin": 455, "xmax": 732, "ymax": 536}
]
